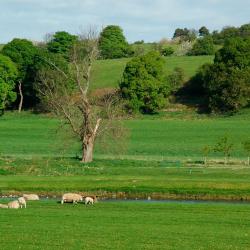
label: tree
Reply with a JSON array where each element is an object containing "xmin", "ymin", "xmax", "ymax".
[
  {"xmin": 173, "ymin": 28, "xmax": 197, "ymax": 42},
  {"xmin": 191, "ymin": 37, "xmax": 250, "ymax": 113},
  {"xmin": 120, "ymin": 51, "xmax": 170, "ymax": 113},
  {"xmin": 168, "ymin": 67, "xmax": 185, "ymax": 94},
  {"xmin": 0, "ymin": 54, "xmax": 18, "ymax": 114},
  {"xmin": 214, "ymin": 135, "xmax": 234, "ymax": 164},
  {"xmin": 37, "ymin": 28, "xmax": 123, "ymax": 163},
  {"xmin": 199, "ymin": 26, "xmax": 210, "ymax": 37},
  {"xmin": 188, "ymin": 36, "xmax": 215, "ymax": 56},
  {"xmin": 99, "ymin": 25, "xmax": 131, "ymax": 59},
  {"xmin": 214, "ymin": 37, "xmax": 250, "ymax": 69},
  {"xmin": 47, "ymin": 31, "xmax": 78, "ymax": 60},
  {"xmin": 242, "ymin": 140, "xmax": 250, "ymax": 165},
  {"xmin": 1, "ymin": 38, "xmax": 38, "ymax": 111}
]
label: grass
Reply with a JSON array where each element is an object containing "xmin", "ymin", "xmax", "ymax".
[
  {"xmin": 1, "ymin": 158, "xmax": 250, "ymax": 199},
  {"xmin": 0, "ymin": 201, "xmax": 249, "ymax": 249},
  {"xmin": 91, "ymin": 55, "xmax": 213, "ymax": 89},
  {"xmin": 1, "ymin": 110, "xmax": 250, "ymax": 160}
]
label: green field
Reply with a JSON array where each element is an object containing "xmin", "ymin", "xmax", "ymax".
[
  {"xmin": 1, "ymin": 111, "xmax": 249, "ymax": 160},
  {"xmin": 0, "ymin": 201, "xmax": 249, "ymax": 250},
  {"xmin": 1, "ymin": 111, "xmax": 250, "ymax": 199},
  {"xmin": 91, "ymin": 55, "xmax": 213, "ymax": 89}
]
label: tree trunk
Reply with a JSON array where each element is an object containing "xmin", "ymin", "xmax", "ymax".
[
  {"xmin": 81, "ymin": 138, "xmax": 94, "ymax": 163},
  {"xmin": 18, "ymin": 81, "xmax": 23, "ymax": 113},
  {"xmin": 81, "ymin": 118, "xmax": 101, "ymax": 163}
]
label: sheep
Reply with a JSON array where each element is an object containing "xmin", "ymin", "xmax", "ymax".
[
  {"xmin": 18, "ymin": 197, "xmax": 26, "ymax": 208},
  {"xmin": 0, "ymin": 204, "xmax": 8, "ymax": 209},
  {"xmin": 8, "ymin": 200, "xmax": 20, "ymax": 209},
  {"xmin": 23, "ymin": 194, "xmax": 39, "ymax": 201},
  {"xmin": 61, "ymin": 193, "xmax": 83, "ymax": 204},
  {"xmin": 84, "ymin": 197, "xmax": 95, "ymax": 205}
]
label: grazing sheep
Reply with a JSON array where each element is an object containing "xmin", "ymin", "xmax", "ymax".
[
  {"xmin": 84, "ymin": 197, "xmax": 94, "ymax": 205},
  {"xmin": 8, "ymin": 200, "xmax": 20, "ymax": 209},
  {"xmin": 18, "ymin": 197, "xmax": 26, "ymax": 208},
  {"xmin": 61, "ymin": 193, "xmax": 83, "ymax": 204},
  {"xmin": 0, "ymin": 204, "xmax": 8, "ymax": 209},
  {"xmin": 23, "ymin": 194, "xmax": 39, "ymax": 201}
]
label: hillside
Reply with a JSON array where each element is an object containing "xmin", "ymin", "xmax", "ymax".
[{"xmin": 91, "ymin": 55, "xmax": 214, "ymax": 89}]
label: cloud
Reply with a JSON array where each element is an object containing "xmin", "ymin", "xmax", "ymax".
[{"xmin": 0, "ymin": 0, "xmax": 249, "ymax": 43}]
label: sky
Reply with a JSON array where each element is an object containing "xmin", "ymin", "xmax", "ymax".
[{"xmin": 0, "ymin": 0, "xmax": 250, "ymax": 43}]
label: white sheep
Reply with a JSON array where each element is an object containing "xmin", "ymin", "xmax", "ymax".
[
  {"xmin": 84, "ymin": 197, "xmax": 94, "ymax": 205},
  {"xmin": 18, "ymin": 197, "xmax": 26, "ymax": 208},
  {"xmin": 0, "ymin": 203, "xmax": 8, "ymax": 209},
  {"xmin": 61, "ymin": 193, "xmax": 83, "ymax": 204},
  {"xmin": 8, "ymin": 200, "xmax": 20, "ymax": 209},
  {"xmin": 23, "ymin": 194, "xmax": 39, "ymax": 201}
]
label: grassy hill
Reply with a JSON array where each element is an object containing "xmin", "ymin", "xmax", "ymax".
[
  {"xmin": 91, "ymin": 55, "xmax": 213, "ymax": 89},
  {"xmin": 0, "ymin": 44, "xmax": 4, "ymax": 50}
]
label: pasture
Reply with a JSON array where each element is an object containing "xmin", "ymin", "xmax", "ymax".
[
  {"xmin": 0, "ymin": 110, "xmax": 249, "ymax": 160},
  {"xmin": 1, "ymin": 111, "xmax": 250, "ymax": 199},
  {"xmin": 91, "ymin": 55, "xmax": 213, "ymax": 89},
  {"xmin": 0, "ymin": 200, "xmax": 249, "ymax": 250}
]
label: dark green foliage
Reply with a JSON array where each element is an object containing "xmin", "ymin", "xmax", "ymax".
[
  {"xmin": 0, "ymin": 54, "xmax": 18, "ymax": 113},
  {"xmin": 173, "ymin": 28, "xmax": 197, "ymax": 42},
  {"xmin": 1, "ymin": 39, "xmax": 38, "ymax": 108},
  {"xmin": 188, "ymin": 36, "xmax": 215, "ymax": 56},
  {"xmin": 168, "ymin": 67, "xmax": 185, "ymax": 93},
  {"xmin": 99, "ymin": 25, "xmax": 131, "ymax": 59},
  {"xmin": 212, "ymin": 23, "xmax": 250, "ymax": 44},
  {"xmin": 120, "ymin": 51, "xmax": 169, "ymax": 113},
  {"xmin": 191, "ymin": 37, "xmax": 250, "ymax": 113},
  {"xmin": 199, "ymin": 26, "xmax": 210, "ymax": 37},
  {"xmin": 47, "ymin": 31, "xmax": 77, "ymax": 59},
  {"xmin": 214, "ymin": 37, "xmax": 250, "ymax": 69},
  {"xmin": 161, "ymin": 46, "xmax": 174, "ymax": 56}
]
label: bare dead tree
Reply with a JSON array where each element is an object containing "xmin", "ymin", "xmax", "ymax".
[
  {"xmin": 18, "ymin": 81, "xmax": 23, "ymax": 113},
  {"xmin": 37, "ymin": 27, "xmax": 125, "ymax": 163}
]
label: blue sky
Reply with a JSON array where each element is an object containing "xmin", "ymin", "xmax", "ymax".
[{"xmin": 0, "ymin": 0, "xmax": 250, "ymax": 43}]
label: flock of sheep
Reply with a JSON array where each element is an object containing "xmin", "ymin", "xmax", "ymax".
[{"xmin": 0, "ymin": 193, "xmax": 97, "ymax": 209}]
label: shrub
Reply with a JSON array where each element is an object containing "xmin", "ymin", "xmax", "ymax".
[
  {"xmin": 120, "ymin": 51, "xmax": 170, "ymax": 113},
  {"xmin": 188, "ymin": 36, "xmax": 215, "ymax": 56}
]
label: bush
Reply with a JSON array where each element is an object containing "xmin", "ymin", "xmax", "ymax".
[
  {"xmin": 168, "ymin": 67, "xmax": 185, "ymax": 93},
  {"xmin": 161, "ymin": 47, "xmax": 174, "ymax": 56},
  {"xmin": 188, "ymin": 36, "xmax": 215, "ymax": 56},
  {"xmin": 120, "ymin": 51, "xmax": 170, "ymax": 113}
]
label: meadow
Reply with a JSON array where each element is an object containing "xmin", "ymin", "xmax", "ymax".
[
  {"xmin": 1, "ymin": 110, "xmax": 250, "ymax": 199},
  {"xmin": 91, "ymin": 55, "xmax": 213, "ymax": 89},
  {"xmin": 0, "ymin": 200, "xmax": 249, "ymax": 250}
]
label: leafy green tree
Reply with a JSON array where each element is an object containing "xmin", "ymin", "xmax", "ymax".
[
  {"xmin": 47, "ymin": 31, "xmax": 77, "ymax": 59},
  {"xmin": 173, "ymin": 28, "xmax": 197, "ymax": 42},
  {"xmin": 191, "ymin": 37, "xmax": 250, "ymax": 113},
  {"xmin": 1, "ymin": 39, "xmax": 38, "ymax": 111},
  {"xmin": 120, "ymin": 51, "xmax": 169, "ymax": 113},
  {"xmin": 0, "ymin": 54, "xmax": 18, "ymax": 114},
  {"xmin": 188, "ymin": 36, "xmax": 215, "ymax": 56},
  {"xmin": 99, "ymin": 25, "xmax": 131, "ymax": 59},
  {"xmin": 214, "ymin": 135, "xmax": 234, "ymax": 164},
  {"xmin": 242, "ymin": 140, "xmax": 250, "ymax": 165},
  {"xmin": 214, "ymin": 37, "xmax": 250, "ymax": 69},
  {"xmin": 199, "ymin": 26, "xmax": 210, "ymax": 37},
  {"xmin": 168, "ymin": 67, "xmax": 185, "ymax": 94}
]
